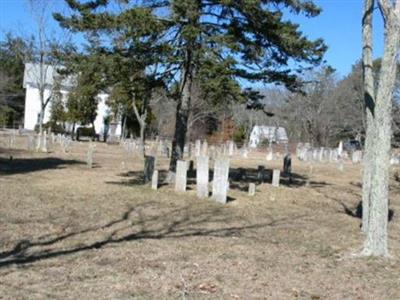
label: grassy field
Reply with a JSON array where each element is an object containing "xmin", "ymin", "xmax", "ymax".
[{"xmin": 0, "ymin": 135, "xmax": 399, "ymax": 299}]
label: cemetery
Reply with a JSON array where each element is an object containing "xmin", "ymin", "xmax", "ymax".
[{"xmin": 0, "ymin": 130, "xmax": 399, "ymax": 298}]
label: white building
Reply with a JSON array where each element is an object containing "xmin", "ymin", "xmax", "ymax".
[
  {"xmin": 249, "ymin": 125, "xmax": 288, "ymax": 148},
  {"xmin": 23, "ymin": 63, "xmax": 121, "ymax": 135}
]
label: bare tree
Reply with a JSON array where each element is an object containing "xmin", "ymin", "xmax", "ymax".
[
  {"xmin": 362, "ymin": 0, "xmax": 400, "ymax": 257},
  {"xmin": 26, "ymin": 0, "xmax": 67, "ymax": 139}
]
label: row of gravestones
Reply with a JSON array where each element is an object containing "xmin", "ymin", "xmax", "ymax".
[
  {"xmin": 25, "ymin": 132, "xmax": 72, "ymax": 153},
  {"xmin": 121, "ymin": 139, "xmax": 242, "ymax": 160},
  {"xmin": 296, "ymin": 144, "xmax": 364, "ymax": 164},
  {"xmin": 147, "ymin": 155, "xmax": 283, "ymax": 204}
]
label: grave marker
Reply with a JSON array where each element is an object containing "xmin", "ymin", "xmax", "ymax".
[
  {"xmin": 175, "ymin": 160, "xmax": 188, "ymax": 192},
  {"xmin": 272, "ymin": 169, "xmax": 280, "ymax": 187},
  {"xmin": 212, "ymin": 157, "xmax": 230, "ymax": 204},
  {"xmin": 196, "ymin": 156, "xmax": 209, "ymax": 198}
]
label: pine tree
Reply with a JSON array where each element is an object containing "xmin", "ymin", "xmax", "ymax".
[{"xmin": 54, "ymin": 0, "xmax": 326, "ymax": 177}]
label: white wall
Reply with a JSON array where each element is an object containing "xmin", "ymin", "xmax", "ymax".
[
  {"xmin": 23, "ymin": 84, "xmax": 52, "ymax": 130},
  {"xmin": 24, "ymin": 85, "xmax": 121, "ymax": 135}
]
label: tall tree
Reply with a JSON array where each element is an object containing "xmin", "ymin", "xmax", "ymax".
[
  {"xmin": 54, "ymin": 0, "xmax": 166, "ymax": 154},
  {"xmin": 27, "ymin": 0, "xmax": 67, "ymax": 139},
  {"xmin": 160, "ymin": 0, "xmax": 326, "ymax": 176},
  {"xmin": 55, "ymin": 0, "xmax": 326, "ymax": 179},
  {"xmin": 0, "ymin": 34, "xmax": 32, "ymax": 127},
  {"xmin": 361, "ymin": 0, "xmax": 400, "ymax": 257}
]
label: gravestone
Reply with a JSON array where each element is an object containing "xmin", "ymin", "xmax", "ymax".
[
  {"xmin": 236, "ymin": 167, "xmax": 246, "ymax": 181},
  {"xmin": 266, "ymin": 150, "xmax": 273, "ymax": 161},
  {"xmin": 35, "ymin": 133, "xmax": 41, "ymax": 151},
  {"xmin": 201, "ymin": 140, "xmax": 208, "ymax": 156},
  {"xmin": 144, "ymin": 156, "xmax": 155, "ymax": 183},
  {"xmin": 283, "ymin": 154, "xmax": 292, "ymax": 175},
  {"xmin": 212, "ymin": 157, "xmax": 230, "ymax": 204},
  {"xmin": 272, "ymin": 169, "xmax": 280, "ymax": 187},
  {"xmin": 195, "ymin": 140, "xmax": 201, "ymax": 157},
  {"xmin": 257, "ymin": 166, "xmax": 266, "ymax": 183},
  {"xmin": 196, "ymin": 156, "xmax": 209, "ymax": 198},
  {"xmin": 241, "ymin": 147, "xmax": 248, "ymax": 158},
  {"xmin": 318, "ymin": 147, "xmax": 324, "ymax": 162},
  {"xmin": 151, "ymin": 170, "xmax": 159, "ymax": 190},
  {"xmin": 41, "ymin": 132, "xmax": 48, "ymax": 152},
  {"xmin": 86, "ymin": 143, "xmax": 96, "ymax": 168},
  {"xmin": 352, "ymin": 150, "xmax": 362, "ymax": 164},
  {"xmin": 27, "ymin": 135, "xmax": 34, "ymax": 151},
  {"xmin": 175, "ymin": 160, "xmax": 188, "ymax": 192},
  {"xmin": 248, "ymin": 183, "xmax": 256, "ymax": 196},
  {"xmin": 338, "ymin": 140, "xmax": 343, "ymax": 157},
  {"xmin": 228, "ymin": 140, "xmax": 234, "ymax": 156}
]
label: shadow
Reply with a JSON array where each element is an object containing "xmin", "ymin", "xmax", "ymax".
[
  {"xmin": 322, "ymin": 193, "xmax": 394, "ymax": 223},
  {"xmin": 0, "ymin": 202, "xmax": 308, "ymax": 268},
  {"xmin": 228, "ymin": 167, "xmax": 330, "ymax": 190},
  {"xmin": 111, "ymin": 169, "xmax": 170, "ymax": 186},
  {"xmin": 0, "ymin": 157, "xmax": 84, "ymax": 175}
]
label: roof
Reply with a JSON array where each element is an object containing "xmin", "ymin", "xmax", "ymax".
[{"xmin": 23, "ymin": 63, "xmax": 75, "ymax": 89}]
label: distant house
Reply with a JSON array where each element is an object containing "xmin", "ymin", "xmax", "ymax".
[
  {"xmin": 249, "ymin": 125, "xmax": 288, "ymax": 148},
  {"xmin": 23, "ymin": 63, "xmax": 121, "ymax": 135}
]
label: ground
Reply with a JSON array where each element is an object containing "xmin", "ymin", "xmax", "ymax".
[{"xmin": 0, "ymin": 134, "xmax": 399, "ymax": 299}]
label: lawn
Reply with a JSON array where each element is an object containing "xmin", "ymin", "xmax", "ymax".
[{"xmin": 0, "ymin": 136, "xmax": 399, "ymax": 299}]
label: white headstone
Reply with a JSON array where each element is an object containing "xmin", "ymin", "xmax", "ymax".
[
  {"xmin": 212, "ymin": 157, "xmax": 230, "ymax": 204},
  {"xmin": 248, "ymin": 183, "xmax": 256, "ymax": 196},
  {"xmin": 151, "ymin": 170, "xmax": 159, "ymax": 190},
  {"xmin": 175, "ymin": 160, "xmax": 188, "ymax": 192},
  {"xmin": 196, "ymin": 156, "xmax": 209, "ymax": 198},
  {"xmin": 272, "ymin": 169, "xmax": 280, "ymax": 187}
]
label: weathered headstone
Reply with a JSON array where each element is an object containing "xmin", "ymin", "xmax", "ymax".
[
  {"xmin": 195, "ymin": 140, "xmax": 201, "ymax": 157},
  {"xmin": 27, "ymin": 135, "xmax": 34, "ymax": 151},
  {"xmin": 318, "ymin": 147, "xmax": 324, "ymax": 162},
  {"xmin": 41, "ymin": 132, "xmax": 48, "ymax": 152},
  {"xmin": 248, "ymin": 183, "xmax": 256, "ymax": 196},
  {"xmin": 272, "ymin": 169, "xmax": 280, "ymax": 187},
  {"xmin": 196, "ymin": 156, "xmax": 209, "ymax": 198},
  {"xmin": 144, "ymin": 156, "xmax": 155, "ymax": 183},
  {"xmin": 257, "ymin": 166, "xmax": 266, "ymax": 183},
  {"xmin": 151, "ymin": 170, "xmax": 159, "ymax": 190},
  {"xmin": 266, "ymin": 150, "xmax": 273, "ymax": 161},
  {"xmin": 201, "ymin": 140, "xmax": 208, "ymax": 156},
  {"xmin": 212, "ymin": 157, "xmax": 230, "ymax": 204},
  {"xmin": 241, "ymin": 147, "xmax": 248, "ymax": 158},
  {"xmin": 175, "ymin": 160, "xmax": 188, "ymax": 192},
  {"xmin": 228, "ymin": 140, "xmax": 234, "ymax": 156},
  {"xmin": 338, "ymin": 140, "xmax": 343, "ymax": 157},
  {"xmin": 86, "ymin": 143, "xmax": 96, "ymax": 168},
  {"xmin": 352, "ymin": 150, "xmax": 362, "ymax": 164},
  {"xmin": 283, "ymin": 154, "xmax": 292, "ymax": 175}
]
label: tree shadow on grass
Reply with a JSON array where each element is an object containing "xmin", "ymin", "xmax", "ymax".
[
  {"xmin": 0, "ymin": 201, "xmax": 308, "ymax": 268},
  {"xmin": 228, "ymin": 167, "xmax": 331, "ymax": 191},
  {"xmin": 108, "ymin": 170, "xmax": 170, "ymax": 186},
  {"xmin": 108, "ymin": 167, "xmax": 331, "ymax": 193},
  {"xmin": 321, "ymin": 193, "xmax": 394, "ymax": 224},
  {"xmin": 0, "ymin": 157, "xmax": 85, "ymax": 175}
]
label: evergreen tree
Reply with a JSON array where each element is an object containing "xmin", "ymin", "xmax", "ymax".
[
  {"xmin": 0, "ymin": 33, "xmax": 33, "ymax": 127},
  {"xmin": 54, "ymin": 0, "xmax": 326, "ymax": 176}
]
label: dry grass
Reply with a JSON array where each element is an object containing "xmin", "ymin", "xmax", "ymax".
[{"xmin": 0, "ymin": 134, "xmax": 399, "ymax": 299}]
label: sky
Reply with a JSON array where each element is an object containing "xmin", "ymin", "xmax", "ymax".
[{"xmin": 0, "ymin": 0, "xmax": 386, "ymax": 78}]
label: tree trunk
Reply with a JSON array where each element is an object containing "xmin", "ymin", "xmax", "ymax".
[
  {"xmin": 139, "ymin": 120, "xmax": 146, "ymax": 157},
  {"xmin": 168, "ymin": 61, "xmax": 193, "ymax": 178},
  {"xmin": 361, "ymin": 0, "xmax": 375, "ymax": 234},
  {"xmin": 362, "ymin": 0, "xmax": 400, "ymax": 256}
]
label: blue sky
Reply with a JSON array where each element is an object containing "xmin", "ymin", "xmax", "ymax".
[{"xmin": 0, "ymin": 0, "xmax": 385, "ymax": 78}]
